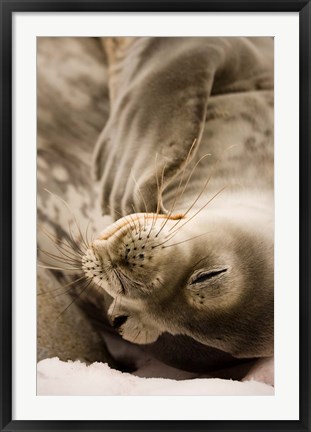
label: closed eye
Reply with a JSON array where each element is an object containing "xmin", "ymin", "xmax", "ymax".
[{"xmin": 191, "ymin": 268, "xmax": 228, "ymax": 284}]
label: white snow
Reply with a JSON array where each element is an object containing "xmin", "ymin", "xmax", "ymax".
[{"xmin": 37, "ymin": 358, "xmax": 274, "ymax": 396}]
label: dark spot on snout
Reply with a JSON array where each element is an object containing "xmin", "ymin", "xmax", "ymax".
[{"xmin": 112, "ymin": 315, "xmax": 128, "ymax": 330}]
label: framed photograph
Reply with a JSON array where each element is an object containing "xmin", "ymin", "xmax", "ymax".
[{"xmin": 1, "ymin": 1, "xmax": 310, "ymax": 431}]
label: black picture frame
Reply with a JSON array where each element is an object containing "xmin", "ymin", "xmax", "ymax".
[{"xmin": 1, "ymin": 1, "xmax": 310, "ymax": 431}]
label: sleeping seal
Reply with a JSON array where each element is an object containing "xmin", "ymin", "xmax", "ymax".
[
  {"xmin": 38, "ymin": 37, "xmax": 274, "ymax": 380},
  {"xmin": 82, "ymin": 37, "xmax": 274, "ymax": 373}
]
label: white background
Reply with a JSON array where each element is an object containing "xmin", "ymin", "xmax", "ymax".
[{"xmin": 12, "ymin": 12, "xmax": 299, "ymax": 420}]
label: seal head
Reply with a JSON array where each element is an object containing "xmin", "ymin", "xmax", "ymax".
[{"xmin": 83, "ymin": 206, "xmax": 273, "ymax": 360}]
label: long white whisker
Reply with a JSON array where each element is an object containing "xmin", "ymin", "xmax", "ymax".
[
  {"xmin": 38, "ymin": 247, "xmax": 81, "ymax": 266},
  {"xmin": 39, "ymin": 226, "xmax": 84, "ymax": 260},
  {"xmin": 37, "ymin": 275, "xmax": 86, "ymax": 297},
  {"xmin": 174, "ymin": 152, "xmax": 212, "ymax": 212},
  {"xmin": 169, "ymin": 186, "xmax": 227, "ymax": 236},
  {"xmin": 44, "ymin": 189, "xmax": 89, "ymax": 251},
  {"xmin": 131, "ymin": 172, "xmax": 149, "ymax": 215},
  {"xmin": 55, "ymin": 278, "xmax": 93, "ymax": 321},
  {"xmin": 37, "ymin": 264, "xmax": 82, "ymax": 271},
  {"xmin": 163, "ymin": 232, "xmax": 211, "ymax": 248}
]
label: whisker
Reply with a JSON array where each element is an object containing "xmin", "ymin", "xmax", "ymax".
[
  {"xmin": 107, "ymin": 204, "xmax": 123, "ymax": 218},
  {"xmin": 38, "ymin": 241, "xmax": 81, "ymax": 261},
  {"xmin": 173, "ymin": 152, "xmax": 212, "ymax": 212},
  {"xmin": 131, "ymin": 172, "xmax": 149, "ymax": 216},
  {"xmin": 59, "ymin": 238, "xmax": 85, "ymax": 261},
  {"xmin": 53, "ymin": 277, "xmax": 90, "ymax": 299},
  {"xmin": 168, "ymin": 173, "xmax": 213, "ymax": 233},
  {"xmin": 67, "ymin": 220, "xmax": 87, "ymax": 256},
  {"xmin": 37, "ymin": 275, "xmax": 86, "ymax": 297},
  {"xmin": 39, "ymin": 277, "xmax": 89, "ymax": 299},
  {"xmin": 39, "ymin": 233, "xmax": 84, "ymax": 270},
  {"xmin": 142, "ymin": 213, "xmax": 147, "ymax": 233},
  {"xmin": 155, "ymin": 157, "xmax": 162, "ymax": 217},
  {"xmin": 39, "ymin": 226, "xmax": 84, "ymax": 260},
  {"xmin": 161, "ymin": 138, "xmax": 197, "ymax": 222},
  {"xmin": 169, "ymin": 186, "xmax": 227, "ymax": 236},
  {"xmin": 106, "ymin": 205, "xmax": 137, "ymax": 243},
  {"xmin": 37, "ymin": 264, "xmax": 83, "ymax": 271},
  {"xmin": 124, "ymin": 214, "xmax": 139, "ymax": 240},
  {"xmin": 131, "ymin": 204, "xmax": 143, "ymax": 238},
  {"xmin": 44, "ymin": 189, "xmax": 89, "ymax": 252},
  {"xmin": 169, "ymin": 143, "xmax": 239, "ymax": 234},
  {"xmin": 55, "ymin": 278, "xmax": 93, "ymax": 321},
  {"xmin": 162, "ymin": 232, "xmax": 211, "ymax": 248},
  {"xmin": 128, "ymin": 214, "xmax": 139, "ymax": 238},
  {"xmin": 159, "ymin": 161, "xmax": 167, "ymax": 211},
  {"xmin": 151, "ymin": 153, "xmax": 160, "ymax": 230},
  {"xmin": 153, "ymin": 162, "xmax": 168, "ymax": 236},
  {"xmin": 156, "ymin": 139, "xmax": 198, "ymax": 237},
  {"xmin": 142, "ymin": 155, "xmax": 166, "ymax": 248},
  {"xmin": 85, "ymin": 220, "xmax": 92, "ymax": 248},
  {"xmin": 38, "ymin": 248, "xmax": 81, "ymax": 267},
  {"xmin": 113, "ymin": 269, "xmax": 126, "ymax": 294},
  {"xmin": 108, "ymin": 230, "xmax": 131, "ymax": 253},
  {"xmin": 117, "ymin": 268, "xmax": 145, "ymax": 289},
  {"xmin": 151, "ymin": 232, "xmax": 178, "ymax": 248}
]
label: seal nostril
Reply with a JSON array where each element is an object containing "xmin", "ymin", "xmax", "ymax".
[{"xmin": 112, "ymin": 315, "xmax": 128, "ymax": 329}]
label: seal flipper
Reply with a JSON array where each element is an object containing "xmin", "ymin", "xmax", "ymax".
[
  {"xmin": 93, "ymin": 37, "xmax": 274, "ymax": 219},
  {"xmin": 93, "ymin": 38, "xmax": 214, "ymax": 218}
]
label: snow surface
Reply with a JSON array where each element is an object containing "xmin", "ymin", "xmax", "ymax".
[{"xmin": 37, "ymin": 358, "xmax": 274, "ymax": 396}]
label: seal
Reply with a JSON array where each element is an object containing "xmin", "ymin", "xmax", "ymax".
[
  {"xmin": 81, "ymin": 37, "xmax": 274, "ymax": 373},
  {"xmin": 38, "ymin": 37, "xmax": 274, "ymax": 379}
]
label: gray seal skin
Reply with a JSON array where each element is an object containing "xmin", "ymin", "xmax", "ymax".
[
  {"xmin": 38, "ymin": 37, "xmax": 274, "ymax": 380},
  {"xmin": 86, "ymin": 38, "xmax": 274, "ymax": 369}
]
